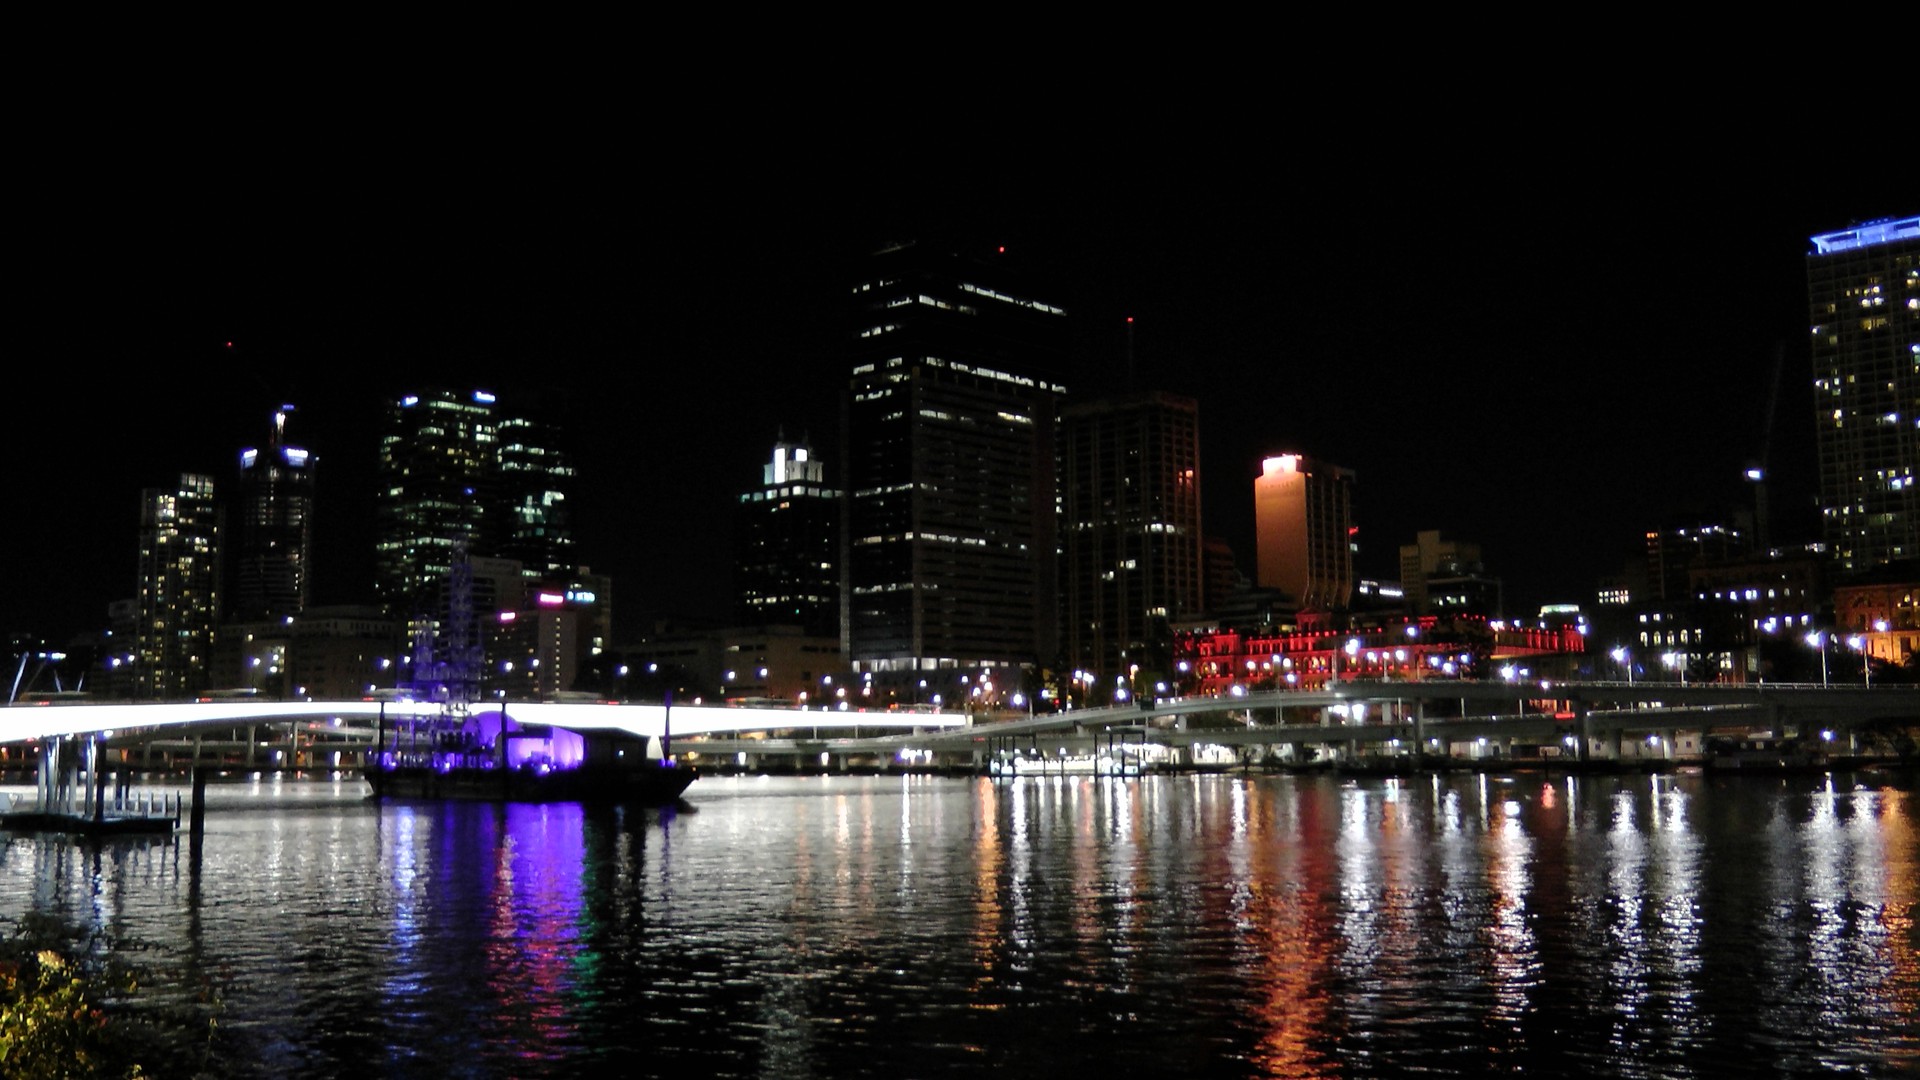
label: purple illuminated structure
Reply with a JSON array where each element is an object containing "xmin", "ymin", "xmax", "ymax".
[{"xmin": 365, "ymin": 701, "xmax": 695, "ymax": 806}]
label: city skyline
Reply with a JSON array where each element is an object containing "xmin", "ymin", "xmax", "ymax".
[{"xmin": 8, "ymin": 180, "xmax": 1913, "ymax": 648}]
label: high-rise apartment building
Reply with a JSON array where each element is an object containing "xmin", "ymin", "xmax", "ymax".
[
  {"xmin": 136, "ymin": 473, "xmax": 221, "ymax": 698},
  {"xmin": 737, "ymin": 434, "xmax": 840, "ymax": 636},
  {"xmin": 1253, "ymin": 454, "xmax": 1355, "ymax": 613},
  {"xmin": 231, "ymin": 405, "xmax": 314, "ymax": 622},
  {"xmin": 1807, "ymin": 215, "xmax": 1918, "ymax": 573},
  {"xmin": 841, "ymin": 240, "xmax": 1070, "ymax": 682},
  {"xmin": 1062, "ymin": 390, "xmax": 1203, "ymax": 682}
]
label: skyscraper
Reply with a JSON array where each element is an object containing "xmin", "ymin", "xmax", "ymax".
[
  {"xmin": 841, "ymin": 240, "xmax": 1070, "ymax": 683},
  {"xmin": 496, "ymin": 412, "xmax": 575, "ymax": 582},
  {"xmin": 1807, "ymin": 215, "xmax": 1919, "ymax": 574},
  {"xmin": 377, "ymin": 389, "xmax": 581, "ymax": 700},
  {"xmin": 1062, "ymin": 390, "xmax": 1203, "ymax": 685},
  {"xmin": 136, "ymin": 473, "xmax": 221, "ymax": 698},
  {"xmin": 737, "ymin": 434, "xmax": 840, "ymax": 636},
  {"xmin": 376, "ymin": 389, "xmax": 518, "ymax": 616},
  {"xmin": 231, "ymin": 405, "xmax": 314, "ymax": 622},
  {"xmin": 1253, "ymin": 454, "xmax": 1355, "ymax": 613}
]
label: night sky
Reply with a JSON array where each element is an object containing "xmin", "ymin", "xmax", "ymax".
[{"xmin": 7, "ymin": 161, "xmax": 1912, "ymax": 647}]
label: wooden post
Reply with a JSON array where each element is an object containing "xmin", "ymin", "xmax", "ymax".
[
  {"xmin": 190, "ymin": 765, "xmax": 209, "ymax": 841},
  {"xmin": 92, "ymin": 738, "xmax": 106, "ymax": 825}
]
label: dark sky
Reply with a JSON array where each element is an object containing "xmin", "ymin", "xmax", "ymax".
[{"xmin": 6, "ymin": 158, "xmax": 1912, "ymax": 646}]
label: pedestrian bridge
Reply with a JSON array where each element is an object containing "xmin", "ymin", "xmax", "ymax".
[
  {"xmin": 4, "ymin": 680, "xmax": 1912, "ymax": 771},
  {"xmin": 0, "ymin": 698, "xmax": 969, "ymax": 744}
]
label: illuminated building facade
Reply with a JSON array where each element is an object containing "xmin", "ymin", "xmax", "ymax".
[
  {"xmin": 135, "ymin": 473, "xmax": 221, "ymax": 699},
  {"xmin": 737, "ymin": 435, "xmax": 841, "ymax": 636},
  {"xmin": 377, "ymin": 390, "xmax": 580, "ymax": 699},
  {"xmin": 1253, "ymin": 454, "xmax": 1355, "ymax": 613},
  {"xmin": 496, "ymin": 413, "xmax": 575, "ymax": 581},
  {"xmin": 1062, "ymin": 390, "xmax": 1203, "ymax": 686},
  {"xmin": 487, "ymin": 584, "xmax": 588, "ymax": 701},
  {"xmin": 841, "ymin": 240, "xmax": 1069, "ymax": 684},
  {"xmin": 376, "ymin": 389, "xmax": 500, "ymax": 616},
  {"xmin": 376, "ymin": 389, "xmax": 575, "ymax": 609},
  {"xmin": 231, "ymin": 406, "xmax": 314, "ymax": 622},
  {"xmin": 1176, "ymin": 614, "xmax": 1583, "ymax": 696},
  {"xmin": 1831, "ymin": 565, "xmax": 1919, "ymax": 670},
  {"xmin": 1807, "ymin": 215, "xmax": 1919, "ymax": 573}
]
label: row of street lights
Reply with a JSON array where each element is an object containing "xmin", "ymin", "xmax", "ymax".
[{"xmin": 1614, "ymin": 621, "xmax": 1889, "ymax": 689}]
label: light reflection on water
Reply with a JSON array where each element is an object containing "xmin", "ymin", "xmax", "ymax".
[{"xmin": 1, "ymin": 770, "xmax": 1915, "ymax": 1078}]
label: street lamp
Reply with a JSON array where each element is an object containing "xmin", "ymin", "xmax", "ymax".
[
  {"xmin": 1847, "ymin": 634, "xmax": 1869, "ymax": 687},
  {"xmin": 1662, "ymin": 651, "xmax": 1687, "ymax": 686},
  {"xmin": 1609, "ymin": 646, "xmax": 1633, "ymax": 685},
  {"xmin": 1332, "ymin": 637, "xmax": 1360, "ymax": 685},
  {"xmin": 1803, "ymin": 630, "xmax": 1829, "ymax": 687}
]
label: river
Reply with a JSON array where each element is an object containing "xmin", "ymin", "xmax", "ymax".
[{"xmin": 2, "ymin": 768, "xmax": 1915, "ymax": 1078}]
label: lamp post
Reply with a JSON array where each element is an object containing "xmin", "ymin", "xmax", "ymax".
[
  {"xmin": 1609, "ymin": 646, "xmax": 1633, "ymax": 685},
  {"xmin": 1804, "ymin": 631, "xmax": 1829, "ymax": 687},
  {"xmin": 1847, "ymin": 634, "xmax": 1869, "ymax": 687},
  {"xmin": 1332, "ymin": 637, "xmax": 1360, "ymax": 686}
]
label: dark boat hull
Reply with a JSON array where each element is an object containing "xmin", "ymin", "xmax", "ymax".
[{"xmin": 364, "ymin": 762, "xmax": 696, "ymax": 806}]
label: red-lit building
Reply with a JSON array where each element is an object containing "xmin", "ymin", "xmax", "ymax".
[{"xmin": 1175, "ymin": 614, "xmax": 1586, "ymax": 697}]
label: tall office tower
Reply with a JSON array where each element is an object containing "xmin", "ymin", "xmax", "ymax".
[
  {"xmin": 1062, "ymin": 390, "xmax": 1203, "ymax": 683},
  {"xmin": 842, "ymin": 239, "xmax": 1070, "ymax": 680},
  {"xmin": 375, "ymin": 389, "xmax": 502, "ymax": 617},
  {"xmin": 135, "ymin": 474, "xmax": 221, "ymax": 698},
  {"xmin": 1807, "ymin": 215, "xmax": 1919, "ymax": 573},
  {"xmin": 1253, "ymin": 454, "xmax": 1356, "ymax": 613},
  {"xmin": 737, "ymin": 434, "xmax": 841, "ymax": 635},
  {"xmin": 496, "ymin": 413, "xmax": 575, "ymax": 582},
  {"xmin": 231, "ymin": 405, "xmax": 314, "ymax": 622}
]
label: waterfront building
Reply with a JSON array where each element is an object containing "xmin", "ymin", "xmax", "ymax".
[
  {"xmin": 230, "ymin": 406, "xmax": 314, "ymax": 622},
  {"xmin": 1806, "ymin": 215, "xmax": 1919, "ymax": 574},
  {"xmin": 1253, "ymin": 454, "xmax": 1356, "ymax": 614},
  {"xmin": 1830, "ymin": 560, "xmax": 1920, "ymax": 672},
  {"xmin": 736, "ymin": 434, "xmax": 841, "ymax": 637},
  {"xmin": 840, "ymin": 239, "xmax": 1069, "ymax": 694},
  {"xmin": 135, "ymin": 474, "xmax": 221, "ymax": 699},
  {"xmin": 1176, "ymin": 613, "xmax": 1583, "ymax": 697},
  {"xmin": 1061, "ymin": 390, "xmax": 1204, "ymax": 692}
]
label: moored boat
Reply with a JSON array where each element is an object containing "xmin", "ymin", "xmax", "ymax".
[{"xmin": 363, "ymin": 705, "xmax": 696, "ymax": 807}]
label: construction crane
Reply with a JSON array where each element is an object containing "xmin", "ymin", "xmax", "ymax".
[{"xmin": 1745, "ymin": 343, "xmax": 1785, "ymax": 552}]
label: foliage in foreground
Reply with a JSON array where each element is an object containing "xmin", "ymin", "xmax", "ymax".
[{"xmin": 1, "ymin": 914, "xmax": 227, "ymax": 1079}]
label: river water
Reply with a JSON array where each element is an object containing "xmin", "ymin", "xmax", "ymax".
[{"xmin": 2, "ymin": 768, "xmax": 1915, "ymax": 1079}]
